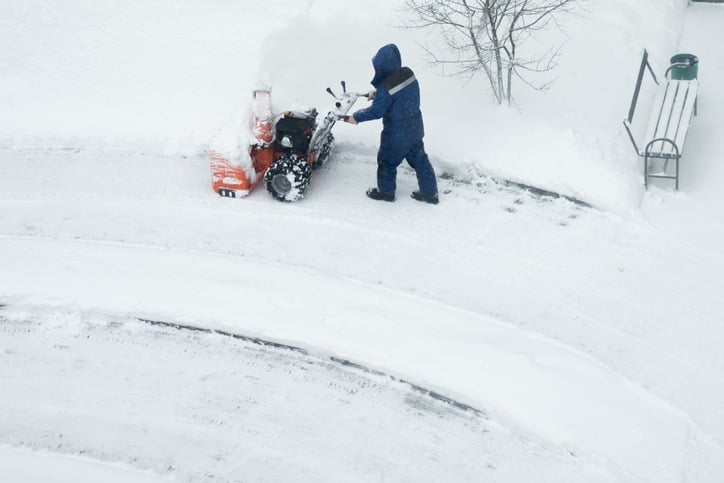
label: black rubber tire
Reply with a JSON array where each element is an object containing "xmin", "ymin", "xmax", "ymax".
[
  {"xmin": 312, "ymin": 133, "xmax": 334, "ymax": 169},
  {"xmin": 264, "ymin": 153, "xmax": 312, "ymax": 202}
]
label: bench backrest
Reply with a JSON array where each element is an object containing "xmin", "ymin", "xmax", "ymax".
[{"xmin": 644, "ymin": 79, "xmax": 699, "ymax": 157}]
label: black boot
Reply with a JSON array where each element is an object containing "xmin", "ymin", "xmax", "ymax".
[
  {"xmin": 411, "ymin": 190, "xmax": 439, "ymax": 205},
  {"xmin": 366, "ymin": 188, "xmax": 395, "ymax": 202}
]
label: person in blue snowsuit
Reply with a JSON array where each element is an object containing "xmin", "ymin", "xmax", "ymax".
[{"xmin": 345, "ymin": 44, "xmax": 439, "ymax": 204}]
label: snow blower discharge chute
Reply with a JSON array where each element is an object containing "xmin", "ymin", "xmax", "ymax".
[{"xmin": 209, "ymin": 82, "xmax": 364, "ymax": 202}]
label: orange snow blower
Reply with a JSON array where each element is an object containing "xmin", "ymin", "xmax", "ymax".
[{"xmin": 209, "ymin": 82, "xmax": 364, "ymax": 202}]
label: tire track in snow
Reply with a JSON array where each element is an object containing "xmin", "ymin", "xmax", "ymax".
[{"xmin": 0, "ymin": 307, "xmax": 604, "ymax": 482}]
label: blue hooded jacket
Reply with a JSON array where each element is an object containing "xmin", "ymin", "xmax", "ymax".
[{"xmin": 352, "ymin": 44, "xmax": 425, "ymax": 148}]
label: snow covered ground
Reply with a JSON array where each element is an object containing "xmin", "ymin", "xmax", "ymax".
[
  {"xmin": 0, "ymin": 445, "xmax": 166, "ymax": 483},
  {"xmin": 1, "ymin": 311, "xmax": 611, "ymax": 482},
  {"xmin": 2, "ymin": 0, "xmax": 724, "ymax": 481}
]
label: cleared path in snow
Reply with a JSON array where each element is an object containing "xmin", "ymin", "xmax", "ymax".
[
  {"xmin": 1, "ymin": 309, "xmax": 606, "ymax": 483},
  {"xmin": 2, "ymin": 145, "xmax": 724, "ymax": 474},
  {"xmin": 0, "ymin": 234, "xmax": 710, "ymax": 483}
]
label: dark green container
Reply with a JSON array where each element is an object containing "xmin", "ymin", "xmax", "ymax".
[{"xmin": 669, "ymin": 53, "xmax": 699, "ymax": 80}]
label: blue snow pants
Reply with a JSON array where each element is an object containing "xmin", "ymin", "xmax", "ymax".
[{"xmin": 377, "ymin": 139, "xmax": 438, "ymax": 196}]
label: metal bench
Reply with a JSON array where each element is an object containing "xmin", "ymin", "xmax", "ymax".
[{"xmin": 623, "ymin": 50, "xmax": 699, "ymax": 190}]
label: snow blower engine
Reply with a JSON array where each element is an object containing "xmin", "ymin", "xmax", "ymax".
[{"xmin": 209, "ymin": 81, "xmax": 364, "ymax": 202}]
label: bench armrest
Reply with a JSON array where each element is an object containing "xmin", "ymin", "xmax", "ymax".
[{"xmin": 623, "ymin": 119, "xmax": 643, "ymax": 156}]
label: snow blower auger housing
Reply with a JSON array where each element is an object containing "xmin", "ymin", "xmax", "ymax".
[
  {"xmin": 209, "ymin": 88, "xmax": 274, "ymax": 198},
  {"xmin": 209, "ymin": 82, "xmax": 363, "ymax": 202}
]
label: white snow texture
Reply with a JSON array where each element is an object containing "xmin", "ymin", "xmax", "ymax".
[{"xmin": 2, "ymin": 0, "xmax": 724, "ymax": 482}]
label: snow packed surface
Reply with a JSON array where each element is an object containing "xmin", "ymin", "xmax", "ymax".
[{"xmin": 1, "ymin": 0, "xmax": 724, "ymax": 481}]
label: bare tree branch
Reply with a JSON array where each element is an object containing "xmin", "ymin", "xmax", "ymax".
[{"xmin": 404, "ymin": 0, "xmax": 576, "ymax": 105}]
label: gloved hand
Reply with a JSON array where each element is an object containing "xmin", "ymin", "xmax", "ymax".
[
  {"xmin": 344, "ymin": 115, "xmax": 358, "ymax": 125},
  {"xmin": 367, "ymin": 89, "xmax": 376, "ymax": 101}
]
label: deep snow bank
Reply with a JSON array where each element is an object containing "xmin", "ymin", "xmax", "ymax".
[{"xmin": 0, "ymin": 0, "xmax": 306, "ymax": 150}]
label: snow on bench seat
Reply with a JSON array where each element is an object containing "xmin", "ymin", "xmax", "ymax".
[{"xmin": 644, "ymin": 79, "xmax": 699, "ymax": 158}]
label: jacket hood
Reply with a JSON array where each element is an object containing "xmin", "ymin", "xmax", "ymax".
[{"xmin": 371, "ymin": 44, "xmax": 402, "ymax": 86}]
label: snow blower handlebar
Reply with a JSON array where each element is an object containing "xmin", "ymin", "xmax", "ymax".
[
  {"xmin": 324, "ymin": 81, "xmax": 367, "ymax": 121},
  {"xmin": 326, "ymin": 89, "xmax": 371, "ymax": 102},
  {"xmin": 307, "ymin": 82, "xmax": 363, "ymax": 154}
]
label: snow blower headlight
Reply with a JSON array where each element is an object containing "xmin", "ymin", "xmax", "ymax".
[
  {"xmin": 280, "ymin": 135, "xmax": 293, "ymax": 149},
  {"xmin": 270, "ymin": 173, "xmax": 292, "ymax": 195}
]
